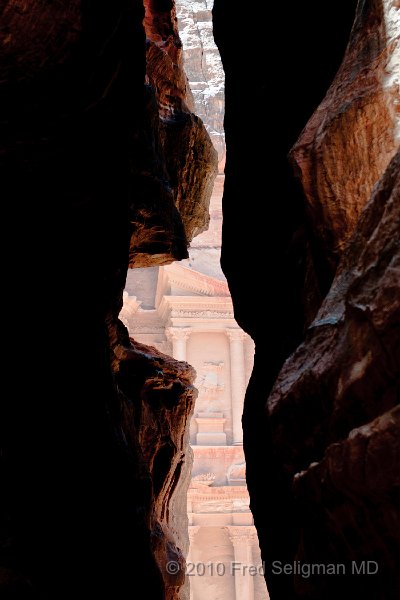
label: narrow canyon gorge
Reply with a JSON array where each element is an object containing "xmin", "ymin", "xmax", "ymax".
[{"xmin": 1, "ymin": 1, "xmax": 399, "ymax": 600}]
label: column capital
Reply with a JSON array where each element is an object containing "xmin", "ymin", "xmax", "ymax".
[
  {"xmin": 226, "ymin": 328, "xmax": 246, "ymax": 342},
  {"xmin": 228, "ymin": 527, "xmax": 257, "ymax": 600},
  {"xmin": 188, "ymin": 525, "xmax": 201, "ymax": 543},
  {"xmin": 166, "ymin": 326, "xmax": 192, "ymax": 341},
  {"xmin": 226, "ymin": 526, "xmax": 257, "ymax": 545}
]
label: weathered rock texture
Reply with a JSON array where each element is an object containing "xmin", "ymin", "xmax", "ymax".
[
  {"xmin": 109, "ymin": 321, "xmax": 197, "ymax": 600},
  {"xmin": 134, "ymin": 0, "xmax": 218, "ymax": 269},
  {"xmin": 214, "ymin": 0, "xmax": 399, "ymax": 599},
  {"xmin": 176, "ymin": 0, "xmax": 225, "ymax": 172},
  {"xmin": 291, "ymin": 0, "xmax": 400, "ymax": 277},
  {"xmin": 269, "ymin": 150, "xmax": 400, "ymax": 460},
  {"xmin": 1, "ymin": 1, "xmax": 214, "ymax": 598},
  {"xmin": 294, "ymin": 405, "xmax": 400, "ymax": 600},
  {"xmin": 268, "ymin": 150, "xmax": 400, "ymax": 598}
]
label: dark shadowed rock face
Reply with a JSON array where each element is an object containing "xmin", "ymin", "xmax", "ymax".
[
  {"xmin": 294, "ymin": 405, "xmax": 400, "ymax": 600},
  {"xmin": 268, "ymin": 150, "xmax": 400, "ymax": 598},
  {"xmin": 109, "ymin": 321, "xmax": 197, "ymax": 600},
  {"xmin": 1, "ymin": 1, "xmax": 214, "ymax": 599},
  {"xmin": 268, "ymin": 151, "xmax": 400, "ymax": 469},
  {"xmin": 214, "ymin": 0, "xmax": 399, "ymax": 598}
]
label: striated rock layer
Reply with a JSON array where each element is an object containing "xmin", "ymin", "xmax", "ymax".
[
  {"xmin": 1, "ymin": 1, "xmax": 215, "ymax": 598},
  {"xmin": 214, "ymin": 0, "xmax": 399, "ymax": 599}
]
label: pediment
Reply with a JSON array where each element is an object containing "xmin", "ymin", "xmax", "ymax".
[{"xmin": 156, "ymin": 263, "xmax": 230, "ymax": 304}]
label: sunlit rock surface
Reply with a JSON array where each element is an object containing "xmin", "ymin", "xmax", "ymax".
[
  {"xmin": 176, "ymin": 0, "xmax": 225, "ymax": 172},
  {"xmin": 290, "ymin": 0, "xmax": 400, "ymax": 273}
]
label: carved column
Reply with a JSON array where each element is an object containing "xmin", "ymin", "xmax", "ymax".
[
  {"xmin": 228, "ymin": 527, "xmax": 256, "ymax": 600},
  {"xmin": 244, "ymin": 334, "xmax": 255, "ymax": 386},
  {"xmin": 166, "ymin": 327, "xmax": 192, "ymax": 361},
  {"xmin": 188, "ymin": 526, "xmax": 200, "ymax": 600},
  {"xmin": 188, "ymin": 525, "xmax": 200, "ymax": 551},
  {"xmin": 226, "ymin": 329, "xmax": 246, "ymax": 445}
]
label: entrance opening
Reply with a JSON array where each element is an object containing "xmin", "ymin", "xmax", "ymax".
[{"xmin": 121, "ymin": 1, "xmax": 268, "ymax": 597}]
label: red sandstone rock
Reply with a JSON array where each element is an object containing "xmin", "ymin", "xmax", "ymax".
[
  {"xmin": 294, "ymin": 406, "xmax": 400, "ymax": 599},
  {"xmin": 262, "ymin": 2, "xmax": 400, "ymax": 595},
  {"xmin": 268, "ymin": 149, "xmax": 399, "ymax": 469},
  {"xmin": 0, "ymin": 2, "xmax": 82, "ymax": 78},
  {"xmin": 176, "ymin": 0, "xmax": 226, "ymax": 172},
  {"xmin": 213, "ymin": 0, "xmax": 398, "ymax": 598},
  {"xmin": 267, "ymin": 149, "xmax": 400, "ymax": 597},
  {"xmin": 290, "ymin": 0, "xmax": 400, "ymax": 273},
  {"xmin": 109, "ymin": 321, "xmax": 197, "ymax": 600},
  {"xmin": 130, "ymin": 0, "xmax": 218, "ymax": 270}
]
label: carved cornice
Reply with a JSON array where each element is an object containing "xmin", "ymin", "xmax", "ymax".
[
  {"xmin": 172, "ymin": 309, "xmax": 234, "ymax": 319},
  {"xmin": 126, "ymin": 325, "xmax": 165, "ymax": 334},
  {"xmin": 187, "ymin": 486, "xmax": 250, "ymax": 502},
  {"xmin": 160, "ymin": 263, "xmax": 230, "ymax": 298},
  {"xmin": 158, "ymin": 295, "xmax": 235, "ymax": 324},
  {"xmin": 191, "ymin": 446, "xmax": 245, "ymax": 459}
]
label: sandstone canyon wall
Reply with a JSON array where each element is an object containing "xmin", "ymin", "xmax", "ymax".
[
  {"xmin": 214, "ymin": 0, "xmax": 399, "ymax": 599},
  {"xmin": 1, "ymin": 1, "xmax": 399, "ymax": 599},
  {"xmin": 1, "ymin": 1, "xmax": 216, "ymax": 599},
  {"xmin": 176, "ymin": 0, "xmax": 225, "ymax": 172}
]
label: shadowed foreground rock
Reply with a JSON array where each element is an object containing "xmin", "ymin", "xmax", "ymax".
[
  {"xmin": 268, "ymin": 151, "xmax": 400, "ymax": 469},
  {"xmin": 1, "ymin": 1, "xmax": 215, "ymax": 598},
  {"xmin": 268, "ymin": 150, "xmax": 400, "ymax": 598},
  {"xmin": 109, "ymin": 322, "xmax": 197, "ymax": 600},
  {"xmin": 294, "ymin": 405, "xmax": 400, "ymax": 600},
  {"xmin": 213, "ymin": 0, "xmax": 399, "ymax": 598}
]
